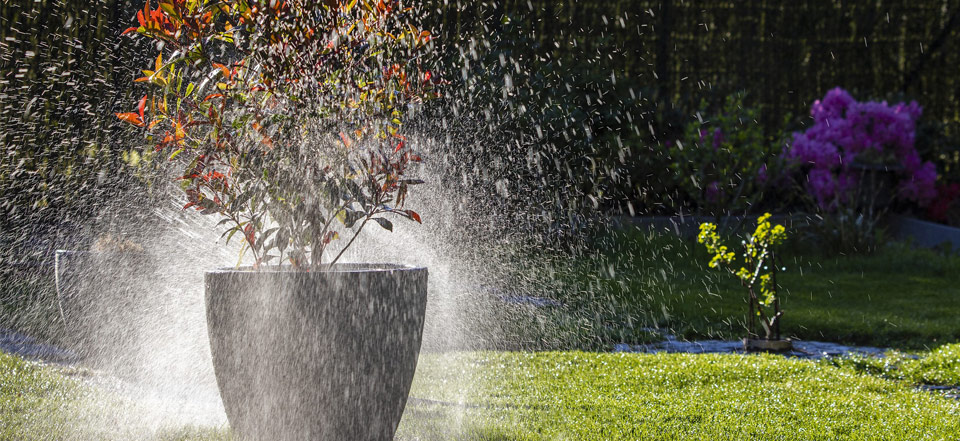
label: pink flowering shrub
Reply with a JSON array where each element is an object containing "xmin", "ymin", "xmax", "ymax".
[{"xmin": 784, "ymin": 88, "xmax": 937, "ymax": 210}]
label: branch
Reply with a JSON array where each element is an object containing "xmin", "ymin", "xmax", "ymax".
[{"xmin": 328, "ymin": 215, "xmax": 371, "ymax": 267}]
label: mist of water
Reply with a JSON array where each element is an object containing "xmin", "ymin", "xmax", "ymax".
[{"xmin": 0, "ymin": 1, "xmax": 663, "ymax": 438}]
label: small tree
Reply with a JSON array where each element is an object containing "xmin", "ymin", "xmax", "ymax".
[
  {"xmin": 115, "ymin": 0, "xmax": 440, "ymax": 269},
  {"xmin": 698, "ymin": 213, "xmax": 787, "ymax": 340}
]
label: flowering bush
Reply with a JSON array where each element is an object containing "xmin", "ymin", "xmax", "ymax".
[
  {"xmin": 698, "ymin": 213, "xmax": 787, "ymax": 340},
  {"xmin": 784, "ymin": 88, "xmax": 937, "ymax": 210},
  {"xmin": 115, "ymin": 0, "xmax": 440, "ymax": 268},
  {"xmin": 667, "ymin": 94, "xmax": 783, "ymax": 215}
]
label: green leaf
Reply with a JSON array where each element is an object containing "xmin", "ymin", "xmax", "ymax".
[
  {"xmin": 373, "ymin": 218, "xmax": 393, "ymax": 232},
  {"xmin": 232, "ymin": 191, "xmax": 253, "ymax": 211},
  {"xmin": 255, "ymin": 227, "xmax": 279, "ymax": 251},
  {"xmin": 159, "ymin": 3, "xmax": 179, "ymax": 19},
  {"xmin": 275, "ymin": 228, "xmax": 289, "ymax": 254},
  {"xmin": 224, "ymin": 226, "xmax": 240, "ymax": 245},
  {"xmin": 343, "ymin": 210, "xmax": 365, "ymax": 228}
]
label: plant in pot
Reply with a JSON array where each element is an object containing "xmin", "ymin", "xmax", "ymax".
[
  {"xmin": 698, "ymin": 213, "xmax": 790, "ymax": 351},
  {"xmin": 116, "ymin": 1, "xmax": 440, "ymax": 439},
  {"xmin": 783, "ymin": 88, "xmax": 937, "ymax": 252}
]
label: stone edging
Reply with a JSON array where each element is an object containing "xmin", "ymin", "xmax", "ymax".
[{"xmin": 888, "ymin": 214, "xmax": 960, "ymax": 253}]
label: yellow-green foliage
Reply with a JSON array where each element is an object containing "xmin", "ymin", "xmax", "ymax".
[{"xmin": 698, "ymin": 213, "xmax": 786, "ymax": 308}]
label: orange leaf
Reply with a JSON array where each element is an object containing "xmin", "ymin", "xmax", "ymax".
[
  {"xmin": 137, "ymin": 95, "xmax": 147, "ymax": 120},
  {"xmin": 116, "ymin": 112, "xmax": 145, "ymax": 127},
  {"xmin": 212, "ymin": 63, "xmax": 231, "ymax": 79},
  {"xmin": 174, "ymin": 121, "xmax": 186, "ymax": 140},
  {"xmin": 405, "ymin": 210, "xmax": 422, "ymax": 223}
]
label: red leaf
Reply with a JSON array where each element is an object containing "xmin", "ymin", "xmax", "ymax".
[
  {"xmin": 405, "ymin": 210, "xmax": 422, "ymax": 223},
  {"xmin": 322, "ymin": 231, "xmax": 339, "ymax": 245},
  {"xmin": 137, "ymin": 95, "xmax": 147, "ymax": 120},
  {"xmin": 121, "ymin": 26, "xmax": 139, "ymax": 35},
  {"xmin": 116, "ymin": 112, "xmax": 145, "ymax": 127},
  {"xmin": 202, "ymin": 93, "xmax": 223, "ymax": 103}
]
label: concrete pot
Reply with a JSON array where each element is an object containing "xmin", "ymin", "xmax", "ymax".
[
  {"xmin": 205, "ymin": 264, "xmax": 428, "ymax": 441},
  {"xmin": 54, "ymin": 250, "xmax": 153, "ymax": 370},
  {"xmin": 743, "ymin": 338, "xmax": 793, "ymax": 352}
]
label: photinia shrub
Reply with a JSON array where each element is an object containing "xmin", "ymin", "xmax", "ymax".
[
  {"xmin": 116, "ymin": 0, "xmax": 441, "ymax": 268},
  {"xmin": 784, "ymin": 87, "xmax": 937, "ymax": 210}
]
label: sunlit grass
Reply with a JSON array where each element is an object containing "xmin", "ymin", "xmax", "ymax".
[
  {"xmin": 824, "ymin": 343, "xmax": 960, "ymax": 387},
  {"xmin": 2, "ymin": 350, "xmax": 958, "ymax": 440},
  {"xmin": 401, "ymin": 351, "xmax": 960, "ymax": 440},
  {"xmin": 0, "ymin": 352, "xmax": 230, "ymax": 441},
  {"xmin": 548, "ymin": 230, "xmax": 960, "ymax": 349}
]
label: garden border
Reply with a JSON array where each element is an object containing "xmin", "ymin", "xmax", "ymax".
[
  {"xmin": 610, "ymin": 214, "xmax": 814, "ymax": 238},
  {"xmin": 888, "ymin": 214, "xmax": 960, "ymax": 253},
  {"xmin": 612, "ymin": 213, "xmax": 960, "ymax": 253}
]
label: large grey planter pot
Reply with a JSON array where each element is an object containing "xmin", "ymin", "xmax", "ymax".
[
  {"xmin": 205, "ymin": 264, "xmax": 428, "ymax": 441},
  {"xmin": 54, "ymin": 250, "xmax": 153, "ymax": 370}
]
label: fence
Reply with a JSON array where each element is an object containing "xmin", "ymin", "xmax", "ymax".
[{"xmin": 438, "ymin": 0, "xmax": 960, "ymax": 129}]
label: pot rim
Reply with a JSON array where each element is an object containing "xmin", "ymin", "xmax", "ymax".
[
  {"xmin": 56, "ymin": 250, "xmax": 149, "ymax": 256},
  {"xmin": 206, "ymin": 263, "xmax": 426, "ymax": 274}
]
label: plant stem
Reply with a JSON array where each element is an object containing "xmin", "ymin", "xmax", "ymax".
[{"xmin": 328, "ymin": 216, "xmax": 370, "ymax": 267}]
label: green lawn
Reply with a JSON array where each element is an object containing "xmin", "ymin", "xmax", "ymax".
[
  {"xmin": 0, "ymin": 352, "xmax": 227, "ymax": 441},
  {"xmin": 525, "ymin": 229, "xmax": 960, "ymax": 350},
  {"xmin": 825, "ymin": 343, "xmax": 960, "ymax": 386},
  {"xmin": 2, "ymin": 349, "xmax": 959, "ymax": 440},
  {"xmin": 402, "ymin": 351, "xmax": 960, "ymax": 440}
]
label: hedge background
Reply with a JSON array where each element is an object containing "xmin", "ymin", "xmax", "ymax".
[{"xmin": 3, "ymin": 0, "xmax": 960, "ymax": 242}]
